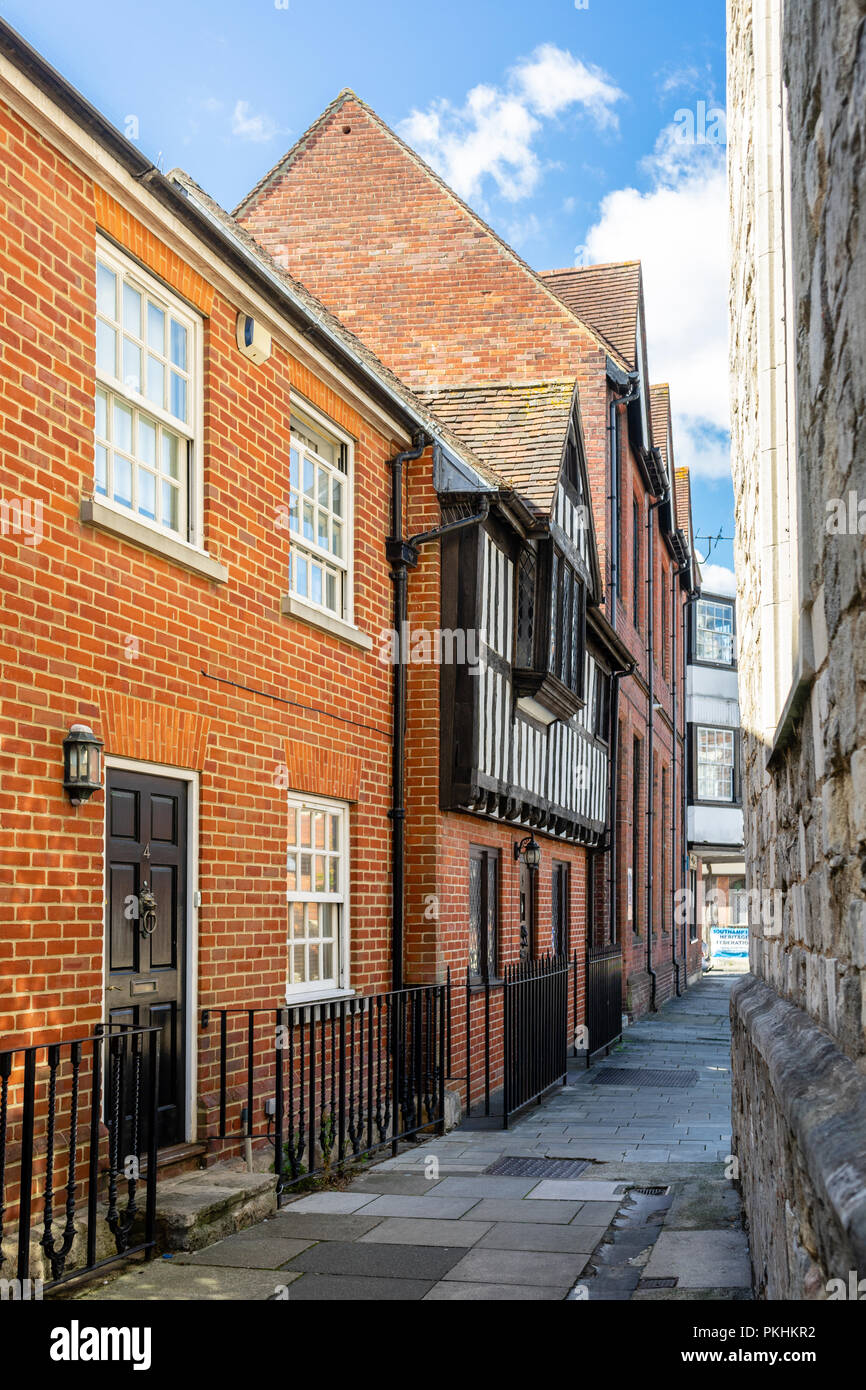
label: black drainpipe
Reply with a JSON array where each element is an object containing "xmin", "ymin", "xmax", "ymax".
[
  {"xmin": 386, "ymin": 438, "xmax": 491, "ymax": 991},
  {"xmin": 607, "ymin": 373, "xmax": 640, "ymax": 633},
  {"xmin": 386, "ymin": 436, "xmax": 427, "ymax": 993},
  {"xmin": 606, "ymin": 659, "xmax": 637, "ymax": 949},
  {"xmin": 671, "ymin": 558, "xmax": 690, "ymax": 996},
  {"xmin": 646, "ymin": 479, "xmax": 669, "ymax": 1012},
  {"xmin": 682, "ymin": 583, "xmax": 698, "ymax": 979}
]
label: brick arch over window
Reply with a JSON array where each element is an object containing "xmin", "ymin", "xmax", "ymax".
[{"xmin": 284, "ymin": 742, "xmax": 363, "ymax": 804}]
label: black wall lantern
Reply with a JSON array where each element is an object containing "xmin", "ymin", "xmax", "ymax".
[
  {"xmin": 514, "ymin": 834, "xmax": 542, "ymax": 870},
  {"xmin": 63, "ymin": 724, "xmax": 103, "ymax": 805}
]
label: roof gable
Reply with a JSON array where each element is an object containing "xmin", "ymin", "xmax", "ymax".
[{"xmin": 233, "ymin": 91, "xmax": 630, "ymax": 389}]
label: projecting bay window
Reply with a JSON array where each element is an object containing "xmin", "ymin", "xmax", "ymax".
[
  {"xmin": 286, "ymin": 795, "xmax": 349, "ymax": 999},
  {"xmin": 696, "ymin": 726, "xmax": 736, "ymax": 802},
  {"xmin": 94, "ymin": 239, "xmax": 199, "ymax": 543},
  {"xmin": 514, "ymin": 540, "xmax": 587, "ymax": 724},
  {"xmin": 287, "ymin": 409, "xmax": 351, "ymax": 621},
  {"xmin": 694, "ymin": 598, "xmax": 735, "ymax": 666}
]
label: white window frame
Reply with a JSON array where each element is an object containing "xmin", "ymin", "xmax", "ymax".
[
  {"xmin": 696, "ymin": 599, "xmax": 735, "ymax": 665},
  {"xmin": 287, "ymin": 397, "xmax": 354, "ymax": 626},
  {"xmin": 696, "ymin": 726, "xmax": 735, "ymax": 803},
  {"xmin": 286, "ymin": 792, "xmax": 351, "ymax": 1003},
  {"xmin": 94, "ymin": 234, "xmax": 204, "ymax": 552}
]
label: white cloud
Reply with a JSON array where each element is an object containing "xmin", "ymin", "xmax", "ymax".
[
  {"xmin": 514, "ymin": 44, "xmax": 623, "ymax": 127},
  {"xmin": 577, "ymin": 121, "xmax": 729, "ymax": 480},
  {"xmin": 696, "ymin": 561, "xmax": 737, "ymax": 596},
  {"xmin": 231, "ymin": 100, "xmax": 283, "ymax": 143},
  {"xmin": 398, "ymin": 45, "xmax": 623, "ymax": 204}
]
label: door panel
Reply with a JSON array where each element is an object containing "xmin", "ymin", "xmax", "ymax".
[{"xmin": 106, "ymin": 769, "xmax": 187, "ymax": 1149}]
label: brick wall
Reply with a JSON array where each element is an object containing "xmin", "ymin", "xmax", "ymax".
[
  {"xmin": 0, "ymin": 97, "xmax": 396, "ymax": 1095},
  {"xmin": 239, "ymin": 96, "xmax": 693, "ymax": 1013}
]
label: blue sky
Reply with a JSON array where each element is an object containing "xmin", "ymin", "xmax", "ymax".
[{"xmin": 1, "ymin": 0, "xmax": 734, "ymax": 581}]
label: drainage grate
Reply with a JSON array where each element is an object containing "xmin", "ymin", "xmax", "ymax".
[
  {"xmin": 484, "ymin": 1156, "xmax": 590, "ymax": 1179},
  {"xmin": 640, "ymin": 1277, "xmax": 678, "ymax": 1289},
  {"xmin": 591, "ymin": 1067, "xmax": 698, "ymax": 1089},
  {"xmin": 631, "ymin": 1185, "xmax": 671, "ymax": 1197}
]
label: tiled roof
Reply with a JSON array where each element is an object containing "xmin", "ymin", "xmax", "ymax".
[
  {"xmin": 417, "ymin": 380, "xmax": 578, "ymax": 517},
  {"xmin": 539, "ymin": 262, "xmax": 641, "ymax": 369},
  {"xmin": 650, "ymin": 384, "xmax": 672, "ymax": 467},
  {"xmin": 674, "ymin": 466, "xmax": 692, "ymax": 533}
]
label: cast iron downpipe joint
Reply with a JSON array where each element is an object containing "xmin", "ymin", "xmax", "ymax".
[
  {"xmin": 645, "ymin": 460, "xmax": 670, "ymax": 1013},
  {"xmin": 386, "ymin": 436, "xmax": 491, "ymax": 991}
]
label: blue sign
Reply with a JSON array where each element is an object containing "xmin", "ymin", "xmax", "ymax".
[{"xmin": 710, "ymin": 926, "xmax": 749, "ymax": 959}]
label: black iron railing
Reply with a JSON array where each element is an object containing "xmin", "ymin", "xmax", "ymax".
[
  {"xmin": 205, "ymin": 983, "xmax": 447, "ymax": 1203},
  {"xmin": 0, "ymin": 1023, "xmax": 160, "ymax": 1291},
  {"xmin": 586, "ymin": 942, "xmax": 623, "ymax": 1064},
  {"xmin": 448, "ymin": 953, "xmax": 577, "ymax": 1127},
  {"xmin": 503, "ymin": 954, "xmax": 572, "ymax": 1125}
]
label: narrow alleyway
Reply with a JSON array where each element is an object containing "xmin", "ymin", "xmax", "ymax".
[{"xmin": 75, "ymin": 973, "xmax": 752, "ymax": 1302}]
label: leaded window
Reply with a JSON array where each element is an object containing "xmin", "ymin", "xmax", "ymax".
[{"xmin": 469, "ymin": 846, "xmax": 498, "ymax": 981}]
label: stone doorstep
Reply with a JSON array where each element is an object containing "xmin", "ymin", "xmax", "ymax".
[{"xmin": 154, "ymin": 1164, "xmax": 278, "ymax": 1251}]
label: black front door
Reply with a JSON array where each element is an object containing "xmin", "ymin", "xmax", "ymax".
[{"xmin": 106, "ymin": 768, "xmax": 187, "ymax": 1148}]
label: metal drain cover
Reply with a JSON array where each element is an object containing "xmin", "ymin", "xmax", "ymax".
[
  {"xmin": 484, "ymin": 1156, "xmax": 590, "ymax": 1179},
  {"xmin": 640, "ymin": 1277, "xmax": 678, "ymax": 1289},
  {"xmin": 591, "ymin": 1067, "xmax": 698, "ymax": 1089},
  {"xmin": 631, "ymin": 1185, "xmax": 671, "ymax": 1197}
]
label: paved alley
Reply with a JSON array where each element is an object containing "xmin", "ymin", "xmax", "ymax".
[{"xmin": 76, "ymin": 972, "xmax": 752, "ymax": 1302}]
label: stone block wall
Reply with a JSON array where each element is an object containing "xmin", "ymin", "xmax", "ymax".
[{"xmin": 728, "ymin": 0, "xmax": 866, "ymax": 1296}]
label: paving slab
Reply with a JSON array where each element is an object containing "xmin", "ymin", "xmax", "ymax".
[
  {"xmin": 444, "ymin": 1248, "xmax": 590, "ymax": 1287},
  {"xmin": 643, "ymin": 1230, "xmax": 752, "ymax": 1288},
  {"xmin": 287, "ymin": 1273, "xmax": 433, "ymax": 1300},
  {"xmin": 665, "ymin": 1179, "xmax": 744, "ymax": 1231},
  {"xmin": 288, "ymin": 1240, "xmax": 464, "ymax": 1280},
  {"xmin": 462, "ymin": 1198, "xmax": 582, "ymax": 1224},
  {"xmin": 271, "ymin": 1212, "xmax": 383, "ymax": 1241},
  {"xmin": 424, "ymin": 1280, "xmax": 568, "ymax": 1300},
  {"xmin": 357, "ymin": 1194, "xmax": 481, "ymax": 1219},
  {"xmin": 528, "ymin": 1180, "xmax": 625, "ymax": 1202},
  {"xmin": 286, "ymin": 1191, "xmax": 376, "ymax": 1215},
  {"xmin": 173, "ymin": 1235, "xmax": 314, "ymax": 1269},
  {"xmin": 76, "ymin": 1261, "xmax": 296, "ymax": 1301},
  {"xmin": 357, "ymin": 1218, "xmax": 491, "ymax": 1247},
  {"xmin": 476, "ymin": 1222, "xmax": 604, "ymax": 1254},
  {"xmin": 348, "ymin": 1173, "xmax": 443, "ymax": 1196},
  {"xmin": 425, "ymin": 1176, "xmax": 539, "ymax": 1199}
]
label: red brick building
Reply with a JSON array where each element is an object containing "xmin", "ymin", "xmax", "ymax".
[
  {"xmin": 0, "ymin": 20, "xmax": 629, "ymax": 1213},
  {"xmin": 235, "ymin": 90, "xmax": 702, "ymax": 1015},
  {"xmin": 0, "ymin": 33, "xmax": 705, "ymax": 1283}
]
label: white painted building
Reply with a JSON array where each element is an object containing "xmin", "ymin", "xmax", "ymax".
[{"xmin": 685, "ymin": 586, "xmax": 745, "ymax": 935}]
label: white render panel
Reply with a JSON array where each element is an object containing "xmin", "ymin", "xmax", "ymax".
[{"xmin": 689, "ymin": 804, "xmax": 744, "ymax": 847}]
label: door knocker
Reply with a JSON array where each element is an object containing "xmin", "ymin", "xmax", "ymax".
[{"xmin": 138, "ymin": 881, "xmax": 158, "ymax": 937}]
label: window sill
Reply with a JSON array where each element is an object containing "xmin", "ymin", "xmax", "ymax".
[
  {"xmin": 281, "ymin": 593, "xmax": 373, "ymax": 650},
  {"xmin": 80, "ymin": 496, "xmax": 229, "ymax": 583},
  {"xmin": 285, "ymin": 986, "xmax": 356, "ymax": 1012},
  {"xmin": 767, "ymin": 648, "xmax": 815, "ymax": 770}
]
